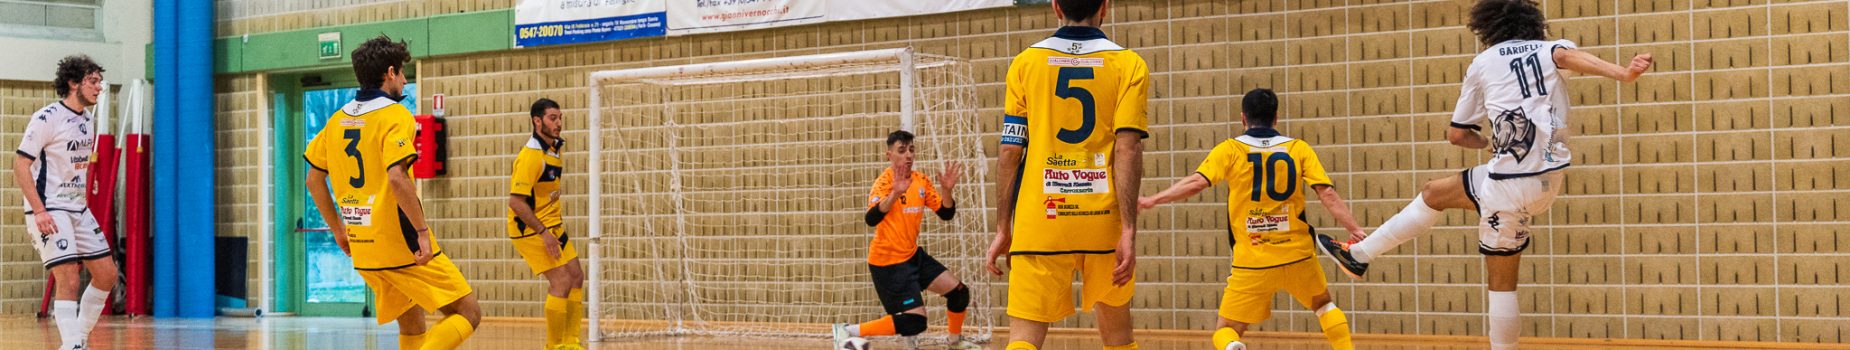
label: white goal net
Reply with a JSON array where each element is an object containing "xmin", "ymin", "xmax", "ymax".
[{"xmin": 585, "ymin": 48, "xmax": 993, "ymax": 344}]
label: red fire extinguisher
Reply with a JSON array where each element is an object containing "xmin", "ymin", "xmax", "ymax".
[{"xmin": 1043, "ymin": 197, "xmax": 1065, "ymax": 219}]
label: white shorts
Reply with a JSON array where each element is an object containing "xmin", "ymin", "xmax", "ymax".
[
  {"xmin": 1462, "ymin": 165, "xmax": 1564, "ymax": 256},
  {"xmin": 26, "ymin": 209, "xmax": 112, "ymax": 268}
]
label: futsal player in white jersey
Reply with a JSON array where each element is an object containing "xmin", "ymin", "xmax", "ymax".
[
  {"xmin": 15, "ymin": 55, "xmax": 117, "ymax": 350},
  {"xmin": 1316, "ymin": 1, "xmax": 1652, "ymax": 349}
]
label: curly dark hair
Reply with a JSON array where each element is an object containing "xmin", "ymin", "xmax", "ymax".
[
  {"xmin": 352, "ymin": 35, "xmax": 411, "ymax": 90},
  {"xmin": 1468, "ymin": 0, "xmax": 1549, "ymax": 46},
  {"xmin": 54, "ymin": 55, "xmax": 104, "ymax": 98}
]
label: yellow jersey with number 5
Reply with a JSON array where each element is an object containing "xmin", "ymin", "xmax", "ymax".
[
  {"xmin": 1195, "ymin": 128, "xmax": 1332, "ymax": 269},
  {"xmin": 303, "ymin": 92, "xmax": 438, "ymax": 270},
  {"xmin": 1002, "ymin": 26, "xmax": 1150, "ymax": 255}
]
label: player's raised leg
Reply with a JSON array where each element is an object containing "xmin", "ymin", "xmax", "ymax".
[
  {"xmin": 425, "ymin": 292, "xmax": 482, "ymax": 350},
  {"xmin": 396, "ymin": 307, "xmax": 428, "ymax": 350},
  {"xmin": 1317, "ymin": 172, "xmax": 1474, "ymax": 278}
]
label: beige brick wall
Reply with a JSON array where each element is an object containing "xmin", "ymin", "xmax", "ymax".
[
  {"xmin": 209, "ymin": 0, "xmax": 1850, "ymax": 343},
  {"xmin": 212, "ymin": 75, "xmax": 265, "ymax": 304},
  {"xmin": 0, "ymin": 81, "xmax": 56, "ymax": 315}
]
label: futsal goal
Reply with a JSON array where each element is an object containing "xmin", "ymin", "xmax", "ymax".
[{"xmin": 584, "ymin": 47, "xmax": 994, "ymax": 344}]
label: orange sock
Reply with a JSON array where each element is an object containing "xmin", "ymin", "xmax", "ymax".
[
  {"xmin": 947, "ymin": 311, "xmax": 966, "ymax": 335},
  {"xmin": 858, "ymin": 315, "xmax": 897, "ymax": 336}
]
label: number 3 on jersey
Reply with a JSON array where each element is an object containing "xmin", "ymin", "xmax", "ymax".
[
  {"xmin": 343, "ymin": 129, "xmax": 365, "ymax": 188},
  {"xmin": 1248, "ymin": 152, "xmax": 1296, "ymax": 201},
  {"xmin": 1054, "ymin": 67, "xmax": 1095, "ymax": 144}
]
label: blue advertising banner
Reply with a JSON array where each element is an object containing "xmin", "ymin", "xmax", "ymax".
[{"xmin": 515, "ymin": 0, "xmax": 666, "ymax": 47}]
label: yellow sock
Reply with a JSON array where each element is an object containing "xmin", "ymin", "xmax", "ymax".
[
  {"xmin": 544, "ymin": 294, "xmax": 570, "ymax": 346},
  {"xmin": 1005, "ymin": 341, "xmax": 1039, "ymax": 350},
  {"xmin": 398, "ymin": 333, "xmax": 425, "ymax": 350},
  {"xmin": 1102, "ymin": 342, "xmax": 1139, "ymax": 350},
  {"xmin": 1213, "ymin": 327, "xmax": 1242, "ymax": 350},
  {"xmin": 1318, "ymin": 306, "xmax": 1354, "ymax": 350},
  {"xmin": 421, "ymin": 314, "xmax": 476, "ymax": 350},
  {"xmin": 566, "ymin": 288, "xmax": 585, "ymax": 344}
]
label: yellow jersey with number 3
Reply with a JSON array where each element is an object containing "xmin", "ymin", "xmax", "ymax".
[
  {"xmin": 1002, "ymin": 26, "xmax": 1150, "ymax": 255},
  {"xmin": 1195, "ymin": 129, "xmax": 1331, "ymax": 269},
  {"xmin": 303, "ymin": 93, "xmax": 438, "ymax": 270}
]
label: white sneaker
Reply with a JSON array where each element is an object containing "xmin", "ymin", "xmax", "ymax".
[
  {"xmin": 830, "ymin": 323, "xmax": 851, "ymax": 348},
  {"xmin": 902, "ymin": 336, "xmax": 919, "ymax": 350},
  {"xmin": 1225, "ymin": 341, "xmax": 1247, "ymax": 350}
]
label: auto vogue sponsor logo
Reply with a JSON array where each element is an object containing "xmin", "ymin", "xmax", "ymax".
[{"xmin": 1042, "ymin": 168, "xmax": 1109, "ymax": 194}]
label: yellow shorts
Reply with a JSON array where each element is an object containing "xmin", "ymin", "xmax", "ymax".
[
  {"xmin": 509, "ymin": 224, "xmax": 580, "ymax": 275},
  {"xmin": 1006, "ymin": 253, "xmax": 1134, "ymax": 323},
  {"xmin": 1218, "ymin": 258, "xmax": 1329, "ymax": 324},
  {"xmin": 356, "ymin": 253, "xmax": 475, "ymax": 325}
]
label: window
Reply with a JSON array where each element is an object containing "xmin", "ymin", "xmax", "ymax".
[{"xmin": 0, "ymin": 0, "xmax": 104, "ymax": 41}]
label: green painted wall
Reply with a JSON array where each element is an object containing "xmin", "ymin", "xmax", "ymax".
[{"xmin": 216, "ymin": 10, "xmax": 511, "ymax": 75}]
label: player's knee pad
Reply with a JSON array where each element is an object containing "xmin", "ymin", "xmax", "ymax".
[
  {"xmin": 945, "ymin": 284, "xmax": 970, "ymax": 313},
  {"xmin": 893, "ymin": 313, "xmax": 929, "ymax": 336}
]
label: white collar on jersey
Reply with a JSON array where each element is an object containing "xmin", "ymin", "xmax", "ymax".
[
  {"xmin": 1031, "ymin": 26, "xmax": 1125, "ymax": 56},
  {"xmin": 1232, "ymin": 127, "xmax": 1291, "ymax": 147},
  {"xmin": 341, "ymin": 96, "xmax": 401, "ymax": 117}
]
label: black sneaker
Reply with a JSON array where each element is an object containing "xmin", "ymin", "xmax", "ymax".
[{"xmin": 1315, "ymin": 234, "xmax": 1369, "ymax": 279}]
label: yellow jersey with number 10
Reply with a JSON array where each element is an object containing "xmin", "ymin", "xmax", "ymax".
[
  {"xmin": 303, "ymin": 93, "xmax": 437, "ymax": 270},
  {"xmin": 1195, "ymin": 129, "xmax": 1332, "ymax": 269},
  {"xmin": 1002, "ymin": 26, "xmax": 1150, "ymax": 255}
]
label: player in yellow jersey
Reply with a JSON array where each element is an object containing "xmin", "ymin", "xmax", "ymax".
[
  {"xmin": 983, "ymin": 1, "xmax": 1149, "ymax": 349},
  {"xmin": 1139, "ymin": 89, "xmax": 1367, "ymax": 350},
  {"xmin": 507, "ymin": 98, "xmax": 586, "ymax": 350},
  {"xmin": 304, "ymin": 35, "xmax": 480, "ymax": 350}
]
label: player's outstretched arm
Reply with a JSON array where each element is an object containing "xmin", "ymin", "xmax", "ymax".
[
  {"xmin": 388, "ymin": 164, "xmax": 435, "ymax": 264},
  {"xmin": 305, "ymin": 168, "xmax": 351, "ymax": 256},
  {"xmin": 1554, "ymin": 48, "xmax": 1652, "ymax": 83},
  {"xmin": 1312, "ymin": 184, "xmax": 1367, "ymax": 242},
  {"xmin": 987, "ymin": 144, "xmax": 1024, "ymax": 276},
  {"xmin": 1137, "ymin": 173, "xmax": 1209, "ymax": 211},
  {"xmin": 935, "ymin": 161, "xmax": 962, "ymax": 216}
]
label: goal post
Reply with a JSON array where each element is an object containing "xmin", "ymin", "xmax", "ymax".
[{"xmin": 585, "ymin": 47, "xmax": 992, "ymax": 343}]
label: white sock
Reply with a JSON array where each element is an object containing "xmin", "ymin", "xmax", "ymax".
[
  {"xmin": 1352, "ymin": 194, "xmax": 1441, "ymax": 263},
  {"xmin": 1315, "ymin": 302, "xmax": 1337, "ymax": 316},
  {"xmin": 1488, "ymin": 291, "xmax": 1520, "ymax": 350},
  {"xmin": 845, "ymin": 323, "xmax": 861, "ymax": 337},
  {"xmin": 78, "ymin": 286, "xmax": 109, "ymax": 338},
  {"xmin": 54, "ymin": 300, "xmax": 79, "ymax": 348}
]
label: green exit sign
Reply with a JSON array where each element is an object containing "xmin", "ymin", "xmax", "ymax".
[{"xmin": 318, "ymin": 32, "xmax": 341, "ymax": 60}]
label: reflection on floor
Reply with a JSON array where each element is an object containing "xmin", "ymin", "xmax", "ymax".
[{"xmin": 0, "ymin": 315, "xmax": 1807, "ymax": 349}]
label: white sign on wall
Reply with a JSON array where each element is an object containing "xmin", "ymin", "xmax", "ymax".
[{"xmin": 666, "ymin": 0, "xmax": 826, "ymax": 35}]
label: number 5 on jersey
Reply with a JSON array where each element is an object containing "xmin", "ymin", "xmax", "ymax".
[{"xmin": 1054, "ymin": 67, "xmax": 1095, "ymax": 144}]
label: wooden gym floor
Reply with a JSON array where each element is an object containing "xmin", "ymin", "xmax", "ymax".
[{"xmin": 0, "ymin": 315, "xmax": 1829, "ymax": 349}]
